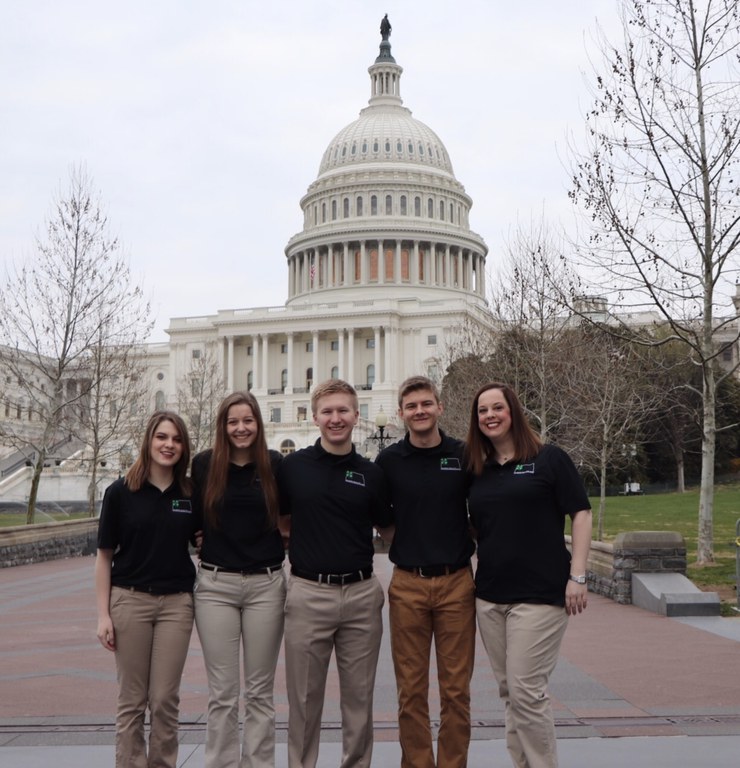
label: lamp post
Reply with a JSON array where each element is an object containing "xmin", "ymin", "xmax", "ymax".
[{"xmin": 368, "ymin": 406, "xmax": 390, "ymax": 452}]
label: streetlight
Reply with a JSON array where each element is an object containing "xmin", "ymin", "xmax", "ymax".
[{"xmin": 367, "ymin": 406, "xmax": 390, "ymax": 452}]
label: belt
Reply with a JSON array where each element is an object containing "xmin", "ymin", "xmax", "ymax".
[
  {"xmin": 396, "ymin": 562, "xmax": 469, "ymax": 578},
  {"xmin": 200, "ymin": 562, "xmax": 283, "ymax": 576},
  {"xmin": 116, "ymin": 585, "xmax": 188, "ymax": 596},
  {"xmin": 291, "ymin": 567, "xmax": 373, "ymax": 586}
]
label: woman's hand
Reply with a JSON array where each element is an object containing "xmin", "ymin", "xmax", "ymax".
[
  {"xmin": 97, "ymin": 616, "xmax": 116, "ymax": 651},
  {"xmin": 565, "ymin": 580, "xmax": 588, "ymax": 615}
]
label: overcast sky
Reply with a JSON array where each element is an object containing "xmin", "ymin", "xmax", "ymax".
[{"xmin": 1, "ymin": 1, "xmax": 624, "ymax": 342}]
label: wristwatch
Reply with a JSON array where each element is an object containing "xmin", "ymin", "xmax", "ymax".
[{"xmin": 569, "ymin": 574, "xmax": 587, "ymax": 584}]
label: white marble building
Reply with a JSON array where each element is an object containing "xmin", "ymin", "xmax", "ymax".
[{"xmin": 147, "ymin": 30, "xmax": 492, "ymax": 452}]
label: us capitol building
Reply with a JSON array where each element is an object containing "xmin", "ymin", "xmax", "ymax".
[{"xmin": 145, "ymin": 21, "xmax": 491, "ymax": 452}]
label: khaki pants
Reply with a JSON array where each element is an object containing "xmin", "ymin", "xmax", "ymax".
[
  {"xmin": 284, "ymin": 575, "xmax": 384, "ymax": 768},
  {"xmin": 476, "ymin": 600, "xmax": 568, "ymax": 768},
  {"xmin": 110, "ymin": 587, "xmax": 194, "ymax": 768},
  {"xmin": 194, "ymin": 566, "xmax": 286, "ymax": 768},
  {"xmin": 389, "ymin": 566, "xmax": 475, "ymax": 768}
]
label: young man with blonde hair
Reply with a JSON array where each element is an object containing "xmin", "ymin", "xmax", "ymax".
[
  {"xmin": 278, "ymin": 379, "xmax": 393, "ymax": 768},
  {"xmin": 376, "ymin": 375, "xmax": 475, "ymax": 768}
]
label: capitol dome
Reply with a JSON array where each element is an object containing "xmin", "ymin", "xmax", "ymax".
[{"xmin": 284, "ymin": 27, "xmax": 487, "ymax": 306}]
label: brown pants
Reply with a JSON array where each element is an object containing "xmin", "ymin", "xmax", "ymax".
[
  {"xmin": 110, "ymin": 587, "xmax": 194, "ymax": 768},
  {"xmin": 389, "ymin": 566, "xmax": 476, "ymax": 768}
]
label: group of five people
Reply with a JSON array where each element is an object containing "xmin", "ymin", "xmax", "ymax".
[{"xmin": 95, "ymin": 375, "xmax": 592, "ymax": 768}]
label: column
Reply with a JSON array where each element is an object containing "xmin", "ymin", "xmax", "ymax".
[
  {"xmin": 478, "ymin": 254, "xmax": 486, "ymax": 297},
  {"xmin": 261, "ymin": 333, "xmax": 269, "ymax": 391},
  {"xmin": 395, "ymin": 240, "xmax": 402, "ymax": 284},
  {"xmin": 347, "ymin": 327, "xmax": 355, "ymax": 387},
  {"xmin": 286, "ymin": 332, "xmax": 294, "ymax": 394},
  {"xmin": 227, "ymin": 336, "xmax": 234, "ymax": 392},
  {"xmin": 466, "ymin": 251, "xmax": 474, "ymax": 291},
  {"xmin": 384, "ymin": 326, "xmax": 392, "ymax": 385},
  {"xmin": 456, "ymin": 247, "xmax": 463, "ymax": 288},
  {"xmin": 411, "ymin": 240, "xmax": 420, "ymax": 285},
  {"xmin": 311, "ymin": 330, "xmax": 319, "ymax": 391},
  {"xmin": 445, "ymin": 245, "xmax": 451, "ymax": 287},
  {"xmin": 343, "ymin": 242, "xmax": 351, "ymax": 286},
  {"xmin": 430, "ymin": 244, "xmax": 437, "ymax": 285},
  {"xmin": 378, "ymin": 240, "xmax": 385, "ymax": 285},
  {"xmin": 252, "ymin": 335, "xmax": 260, "ymax": 393},
  {"xmin": 373, "ymin": 326, "xmax": 381, "ymax": 387},
  {"xmin": 337, "ymin": 328, "xmax": 345, "ymax": 379},
  {"xmin": 361, "ymin": 241, "xmax": 368, "ymax": 285}
]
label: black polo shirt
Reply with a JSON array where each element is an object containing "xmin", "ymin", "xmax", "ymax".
[
  {"xmin": 468, "ymin": 443, "xmax": 590, "ymax": 607},
  {"xmin": 97, "ymin": 477, "xmax": 196, "ymax": 593},
  {"xmin": 191, "ymin": 449, "xmax": 285, "ymax": 570},
  {"xmin": 376, "ymin": 431, "xmax": 474, "ymax": 568},
  {"xmin": 277, "ymin": 440, "xmax": 393, "ymax": 574}
]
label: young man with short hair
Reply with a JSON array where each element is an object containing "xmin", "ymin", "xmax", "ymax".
[
  {"xmin": 278, "ymin": 379, "xmax": 393, "ymax": 768},
  {"xmin": 376, "ymin": 375, "xmax": 475, "ymax": 768}
]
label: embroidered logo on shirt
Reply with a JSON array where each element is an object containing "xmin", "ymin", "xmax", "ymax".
[
  {"xmin": 345, "ymin": 470, "xmax": 366, "ymax": 487},
  {"xmin": 172, "ymin": 499, "xmax": 192, "ymax": 513},
  {"xmin": 513, "ymin": 463, "xmax": 535, "ymax": 475},
  {"xmin": 440, "ymin": 457, "xmax": 462, "ymax": 471}
]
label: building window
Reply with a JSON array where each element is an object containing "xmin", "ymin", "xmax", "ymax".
[
  {"xmin": 305, "ymin": 341, "xmax": 313, "ymax": 352},
  {"xmin": 192, "ymin": 349, "xmax": 201, "ymax": 359},
  {"xmin": 371, "ymin": 195, "xmax": 378, "ymax": 215},
  {"xmin": 366, "ymin": 364, "xmax": 375, "ymax": 388},
  {"xmin": 450, "ymin": 202, "xmax": 454, "ymax": 222},
  {"xmin": 427, "ymin": 334, "xmax": 437, "ymax": 345},
  {"xmin": 247, "ymin": 345, "xmax": 253, "ymax": 356},
  {"xmin": 439, "ymin": 201, "xmax": 445, "ymax": 220},
  {"xmin": 356, "ymin": 196, "xmax": 363, "ymax": 216},
  {"xmin": 385, "ymin": 195, "xmax": 392, "ymax": 215},
  {"xmin": 281, "ymin": 369, "xmax": 288, "ymax": 391},
  {"xmin": 343, "ymin": 197, "xmax": 350, "ymax": 218},
  {"xmin": 366, "ymin": 338, "xmax": 375, "ymax": 349},
  {"xmin": 331, "ymin": 365, "xmax": 339, "ymax": 379},
  {"xmin": 331, "ymin": 200, "xmax": 337, "ymax": 220},
  {"xmin": 297, "ymin": 406, "xmax": 307, "ymax": 422},
  {"xmin": 322, "ymin": 203, "xmax": 326, "ymax": 223},
  {"xmin": 306, "ymin": 367, "xmax": 313, "ymax": 389},
  {"xmin": 414, "ymin": 196, "xmax": 421, "ymax": 216},
  {"xmin": 247, "ymin": 370, "xmax": 253, "ymax": 390},
  {"xmin": 271, "ymin": 407, "xmax": 281, "ymax": 423},
  {"xmin": 280, "ymin": 439, "xmax": 296, "ymax": 455},
  {"xmin": 280, "ymin": 343, "xmax": 287, "ymax": 354},
  {"xmin": 428, "ymin": 364, "xmax": 439, "ymax": 382},
  {"xmin": 400, "ymin": 195, "xmax": 407, "ymax": 215},
  {"xmin": 330, "ymin": 340, "xmax": 339, "ymax": 351},
  {"xmin": 156, "ymin": 372, "xmax": 164, "ymax": 381},
  {"xmin": 359, "ymin": 403, "xmax": 369, "ymax": 420},
  {"xmin": 428, "ymin": 198, "xmax": 434, "ymax": 218},
  {"xmin": 155, "ymin": 391, "xmax": 165, "ymax": 410}
]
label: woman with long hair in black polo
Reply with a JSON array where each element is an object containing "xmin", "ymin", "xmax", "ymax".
[
  {"xmin": 95, "ymin": 410, "xmax": 195, "ymax": 768},
  {"xmin": 192, "ymin": 391, "xmax": 285, "ymax": 768}
]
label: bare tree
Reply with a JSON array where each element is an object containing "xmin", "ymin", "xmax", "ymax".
[
  {"xmin": 176, "ymin": 343, "xmax": 225, "ymax": 455},
  {"xmin": 569, "ymin": 0, "xmax": 740, "ymax": 562},
  {"xmin": 0, "ymin": 166, "xmax": 150, "ymax": 523}
]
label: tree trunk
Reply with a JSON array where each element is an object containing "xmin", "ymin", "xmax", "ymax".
[
  {"xmin": 696, "ymin": 362, "xmax": 716, "ymax": 564},
  {"xmin": 676, "ymin": 455, "xmax": 685, "ymax": 495},
  {"xmin": 26, "ymin": 448, "xmax": 46, "ymax": 525},
  {"xmin": 87, "ymin": 459, "xmax": 99, "ymax": 518}
]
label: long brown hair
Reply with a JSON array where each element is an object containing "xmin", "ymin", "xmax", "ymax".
[
  {"xmin": 464, "ymin": 383, "xmax": 542, "ymax": 475},
  {"xmin": 125, "ymin": 411, "xmax": 192, "ymax": 494},
  {"xmin": 203, "ymin": 391, "xmax": 279, "ymax": 530}
]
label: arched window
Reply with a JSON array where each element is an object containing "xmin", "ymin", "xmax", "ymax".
[
  {"xmin": 385, "ymin": 195, "xmax": 392, "ymax": 215},
  {"xmin": 306, "ymin": 367, "xmax": 313, "ymax": 389},
  {"xmin": 414, "ymin": 196, "xmax": 421, "ymax": 216},
  {"xmin": 321, "ymin": 203, "xmax": 326, "ymax": 223},
  {"xmin": 331, "ymin": 200, "xmax": 337, "ymax": 220},
  {"xmin": 366, "ymin": 364, "xmax": 376, "ymax": 388},
  {"xmin": 427, "ymin": 198, "xmax": 434, "ymax": 218},
  {"xmin": 281, "ymin": 369, "xmax": 288, "ymax": 392},
  {"xmin": 343, "ymin": 197, "xmax": 350, "ymax": 218},
  {"xmin": 450, "ymin": 202, "xmax": 454, "ymax": 222},
  {"xmin": 439, "ymin": 201, "xmax": 445, "ymax": 220},
  {"xmin": 280, "ymin": 439, "xmax": 296, "ymax": 456},
  {"xmin": 371, "ymin": 195, "xmax": 378, "ymax": 215},
  {"xmin": 155, "ymin": 390, "xmax": 165, "ymax": 410},
  {"xmin": 400, "ymin": 195, "xmax": 407, "ymax": 215},
  {"xmin": 356, "ymin": 196, "xmax": 363, "ymax": 216},
  {"xmin": 331, "ymin": 365, "xmax": 339, "ymax": 379}
]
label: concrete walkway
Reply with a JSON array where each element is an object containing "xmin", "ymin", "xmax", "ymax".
[{"xmin": 2, "ymin": 555, "xmax": 740, "ymax": 767}]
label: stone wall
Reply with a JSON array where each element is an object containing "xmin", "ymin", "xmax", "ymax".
[
  {"xmin": 569, "ymin": 531, "xmax": 688, "ymax": 605},
  {"xmin": 0, "ymin": 519, "xmax": 98, "ymax": 568}
]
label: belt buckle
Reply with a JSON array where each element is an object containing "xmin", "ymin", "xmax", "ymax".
[{"xmin": 417, "ymin": 567, "xmax": 430, "ymax": 578}]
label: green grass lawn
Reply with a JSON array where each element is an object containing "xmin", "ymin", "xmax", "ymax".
[{"xmin": 589, "ymin": 482, "xmax": 740, "ymax": 610}]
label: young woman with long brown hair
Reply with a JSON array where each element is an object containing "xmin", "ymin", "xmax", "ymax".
[
  {"xmin": 465, "ymin": 383, "xmax": 592, "ymax": 768},
  {"xmin": 192, "ymin": 391, "xmax": 285, "ymax": 768},
  {"xmin": 95, "ymin": 410, "xmax": 195, "ymax": 768}
]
